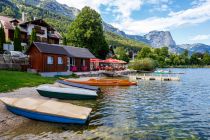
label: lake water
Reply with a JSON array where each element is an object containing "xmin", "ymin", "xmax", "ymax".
[{"xmin": 1, "ymin": 68, "xmax": 210, "ymax": 139}]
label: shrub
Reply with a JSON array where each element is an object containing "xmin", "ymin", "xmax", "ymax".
[{"xmin": 128, "ymin": 58, "xmax": 157, "ymax": 71}]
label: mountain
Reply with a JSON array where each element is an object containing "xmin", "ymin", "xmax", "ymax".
[
  {"xmin": 104, "ymin": 23, "xmax": 210, "ymax": 54},
  {"xmin": 15, "ymin": 0, "xmax": 80, "ymax": 19},
  {"xmin": 178, "ymin": 43, "xmax": 210, "ymax": 54},
  {"xmin": 2, "ymin": 0, "xmax": 210, "ymax": 54}
]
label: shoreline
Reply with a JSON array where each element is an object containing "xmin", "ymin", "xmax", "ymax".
[{"xmin": 0, "ymin": 87, "xmax": 50, "ymax": 134}]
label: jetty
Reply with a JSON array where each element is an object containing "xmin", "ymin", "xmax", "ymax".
[{"xmin": 131, "ymin": 74, "xmax": 180, "ymax": 81}]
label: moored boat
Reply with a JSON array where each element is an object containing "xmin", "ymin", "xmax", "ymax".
[
  {"xmin": 61, "ymin": 78, "xmax": 137, "ymax": 86},
  {"xmin": 154, "ymin": 70, "xmax": 171, "ymax": 74},
  {"xmin": 57, "ymin": 80, "xmax": 100, "ymax": 92},
  {"xmin": 36, "ymin": 85, "xmax": 98, "ymax": 100},
  {"xmin": 0, "ymin": 97, "xmax": 92, "ymax": 124}
]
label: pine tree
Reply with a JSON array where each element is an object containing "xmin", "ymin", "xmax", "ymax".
[
  {"xmin": 63, "ymin": 36, "xmax": 67, "ymax": 45},
  {"xmin": 30, "ymin": 29, "xmax": 37, "ymax": 45},
  {"xmin": 0, "ymin": 26, "xmax": 6, "ymax": 52},
  {"xmin": 14, "ymin": 27, "xmax": 22, "ymax": 51},
  {"xmin": 67, "ymin": 6, "xmax": 109, "ymax": 59}
]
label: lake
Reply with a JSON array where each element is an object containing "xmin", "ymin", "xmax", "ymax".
[{"xmin": 1, "ymin": 68, "xmax": 210, "ymax": 139}]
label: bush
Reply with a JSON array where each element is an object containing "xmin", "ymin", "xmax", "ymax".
[{"xmin": 128, "ymin": 58, "xmax": 157, "ymax": 71}]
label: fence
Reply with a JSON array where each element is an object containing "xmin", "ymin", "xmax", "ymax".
[{"xmin": 0, "ymin": 54, "xmax": 29, "ymax": 71}]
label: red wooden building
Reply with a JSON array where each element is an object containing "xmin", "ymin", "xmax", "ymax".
[
  {"xmin": 28, "ymin": 42, "xmax": 67, "ymax": 72},
  {"xmin": 27, "ymin": 42, "xmax": 95, "ymax": 72}
]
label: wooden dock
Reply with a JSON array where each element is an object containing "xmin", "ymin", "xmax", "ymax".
[{"xmin": 130, "ymin": 74, "xmax": 180, "ymax": 81}]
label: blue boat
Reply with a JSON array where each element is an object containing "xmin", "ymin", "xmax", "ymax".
[{"xmin": 0, "ymin": 97, "xmax": 92, "ymax": 124}]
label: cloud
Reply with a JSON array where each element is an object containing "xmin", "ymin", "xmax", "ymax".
[
  {"xmin": 191, "ymin": 34, "xmax": 210, "ymax": 41},
  {"xmin": 57, "ymin": 0, "xmax": 210, "ymax": 35},
  {"xmin": 57, "ymin": 0, "xmax": 143, "ymax": 19},
  {"xmin": 112, "ymin": 0, "xmax": 210, "ymax": 34}
]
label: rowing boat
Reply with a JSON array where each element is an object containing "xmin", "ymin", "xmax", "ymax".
[
  {"xmin": 36, "ymin": 85, "xmax": 98, "ymax": 100},
  {"xmin": 57, "ymin": 80, "xmax": 100, "ymax": 92},
  {"xmin": 61, "ymin": 78, "xmax": 137, "ymax": 86},
  {"xmin": 0, "ymin": 97, "xmax": 92, "ymax": 124}
]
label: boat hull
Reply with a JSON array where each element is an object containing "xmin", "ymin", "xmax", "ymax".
[
  {"xmin": 63, "ymin": 79, "xmax": 137, "ymax": 86},
  {"xmin": 37, "ymin": 90, "xmax": 97, "ymax": 100},
  {"xmin": 6, "ymin": 105, "xmax": 88, "ymax": 124}
]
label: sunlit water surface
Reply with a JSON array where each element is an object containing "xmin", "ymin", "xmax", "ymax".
[{"xmin": 1, "ymin": 68, "xmax": 210, "ymax": 139}]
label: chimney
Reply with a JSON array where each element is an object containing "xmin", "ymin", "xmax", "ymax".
[{"xmin": 22, "ymin": 12, "xmax": 26, "ymax": 22}]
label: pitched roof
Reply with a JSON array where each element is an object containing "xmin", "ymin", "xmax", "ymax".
[
  {"xmin": 63, "ymin": 46, "xmax": 96, "ymax": 59},
  {"xmin": 19, "ymin": 19, "xmax": 55, "ymax": 31},
  {"xmin": 31, "ymin": 42, "xmax": 96, "ymax": 59},
  {"xmin": 32, "ymin": 42, "xmax": 67, "ymax": 55},
  {"xmin": 0, "ymin": 16, "xmax": 26, "ymax": 32}
]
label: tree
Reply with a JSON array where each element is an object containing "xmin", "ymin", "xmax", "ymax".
[
  {"xmin": 0, "ymin": 26, "xmax": 6, "ymax": 52},
  {"xmin": 128, "ymin": 58, "xmax": 156, "ymax": 71},
  {"xmin": 203, "ymin": 52, "xmax": 210, "ymax": 65},
  {"xmin": 67, "ymin": 6, "xmax": 109, "ymax": 59},
  {"xmin": 29, "ymin": 29, "xmax": 37, "ymax": 45},
  {"xmin": 14, "ymin": 27, "xmax": 22, "ymax": 51},
  {"xmin": 160, "ymin": 47, "xmax": 169, "ymax": 57},
  {"xmin": 114, "ymin": 47, "xmax": 129, "ymax": 62},
  {"xmin": 62, "ymin": 36, "xmax": 67, "ymax": 45},
  {"xmin": 137, "ymin": 46, "xmax": 151, "ymax": 59},
  {"xmin": 190, "ymin": 53, "xmax": 203, "ymax": 65}
]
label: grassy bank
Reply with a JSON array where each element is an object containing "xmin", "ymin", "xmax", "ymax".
[{"xmin": 0, "ymin": 70, "xmax": 56, "ymax": 93}]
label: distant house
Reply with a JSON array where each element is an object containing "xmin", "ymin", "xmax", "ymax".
[
  {"xmin": 27, "ymin": 42, "xmax": 95, "ymax": 73},
  {"xmin": 0, "ymin": 14, "xmax": 62, "ymax": 51}
]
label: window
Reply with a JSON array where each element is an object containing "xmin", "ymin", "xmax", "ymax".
[
  {"xmin": 47, "ymin": 56, "xmax": 53, "ymax": 64},
  {"xmin": 58, "ymin": 57, "xmax": 63, "ymax": 64},
  {"xmin": 70, "ymin": 57, "xmax": 75, "ymax": 66},
  {"xmin": 81, "ymin": 59, "xmax": 85, "ymax": 66}
]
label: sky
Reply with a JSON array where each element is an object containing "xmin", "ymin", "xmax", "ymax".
[{"xmin": 56, "ymin": 0, "xmax": 210, "ymax": 45}]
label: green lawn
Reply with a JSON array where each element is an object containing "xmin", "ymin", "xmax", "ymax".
[{"xmin": 0, "ymin": 70, "xmax": 57, "ymax": 93}]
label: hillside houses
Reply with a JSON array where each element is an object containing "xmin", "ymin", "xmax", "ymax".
[
  {"xmin": 0, "ymin": 15, "xmax": 96, "ymax": 74},
  {"xmin": 0, "ymin": 14, "xmax": 62, "ymax": 51}
]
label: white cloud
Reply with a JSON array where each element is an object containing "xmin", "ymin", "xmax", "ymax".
[
  {"xmin": 112, "ymin": 0, "xmax": 210, "ymax": 34},
  {"xmin": 57, "ymin": 0, "xmax": 210, "ymax": 35},
  {"xmin": 57, "ymin": 0, "xmax": 143, "ymax": 19},
  {"xmin": 191, "ymin": 34, "xmax": 210, "ymax": 41}
]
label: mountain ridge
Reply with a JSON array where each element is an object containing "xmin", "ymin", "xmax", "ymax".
[{"xmin": 3, "ymin": 0, "xmax": 210, "ymax": 54}]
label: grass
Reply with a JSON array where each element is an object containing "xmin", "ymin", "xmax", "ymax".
[{"xmin": 0, "ymin": 70, "xmax": 57, "ymax": 93}]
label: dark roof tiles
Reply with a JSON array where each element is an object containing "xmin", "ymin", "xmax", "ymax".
[
  {"xmin": 33, "ymin": 42, "xmax": 67, "ymax": 55},
  {"xmin": 32, "ymin": 42, "xmax": 95, "ymax": 58}
]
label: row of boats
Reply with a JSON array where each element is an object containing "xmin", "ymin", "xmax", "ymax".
[{"xmin": 0, "ymin": 78, "xmax": 137, "ymax": 124}]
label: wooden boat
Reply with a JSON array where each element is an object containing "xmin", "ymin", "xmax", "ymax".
[
  {"xmin": 61, "ymin": 78, "xmax": 137, "ymax": 86},
  {"xmin": 0, "ymin": 97, "xmax": 92, "ymax": 124},
  {"xmin": 57, "ymin": 80, "xmax": 100, "ymax": 92},
  {"xmin": 36, "ymin": 85, "xmax": 98, "ymax": 100}
]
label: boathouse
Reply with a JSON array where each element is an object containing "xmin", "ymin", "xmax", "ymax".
[{"xmin": 27, "ymin": 42, "xmax": 95, "ymax": 73}]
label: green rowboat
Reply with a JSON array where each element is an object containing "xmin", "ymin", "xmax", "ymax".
[{"xmin": 36, "ymin": 85, "xmax": 98, "ymax": 100}]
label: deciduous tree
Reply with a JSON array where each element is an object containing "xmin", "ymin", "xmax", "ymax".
[{"xmin": 67, "ymin": 6, "xmax": 109, "ymax": 59}]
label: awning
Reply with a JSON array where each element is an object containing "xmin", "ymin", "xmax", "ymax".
[
  {"xmin": 102, "ymin": 58, "xmax": 127, "ymax": 64},
  {"xmin": 90, "ymin": 58, "xmax": 102, "ymax": 63}
]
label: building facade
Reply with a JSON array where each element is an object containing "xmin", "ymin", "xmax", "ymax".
[
  {"xmin": 28, "ymin": 42, "xmax": 95, "ymax": 73},
  {"xmin": 0, "ymin": 15, "xmax": 61, "ymax": 51}
]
